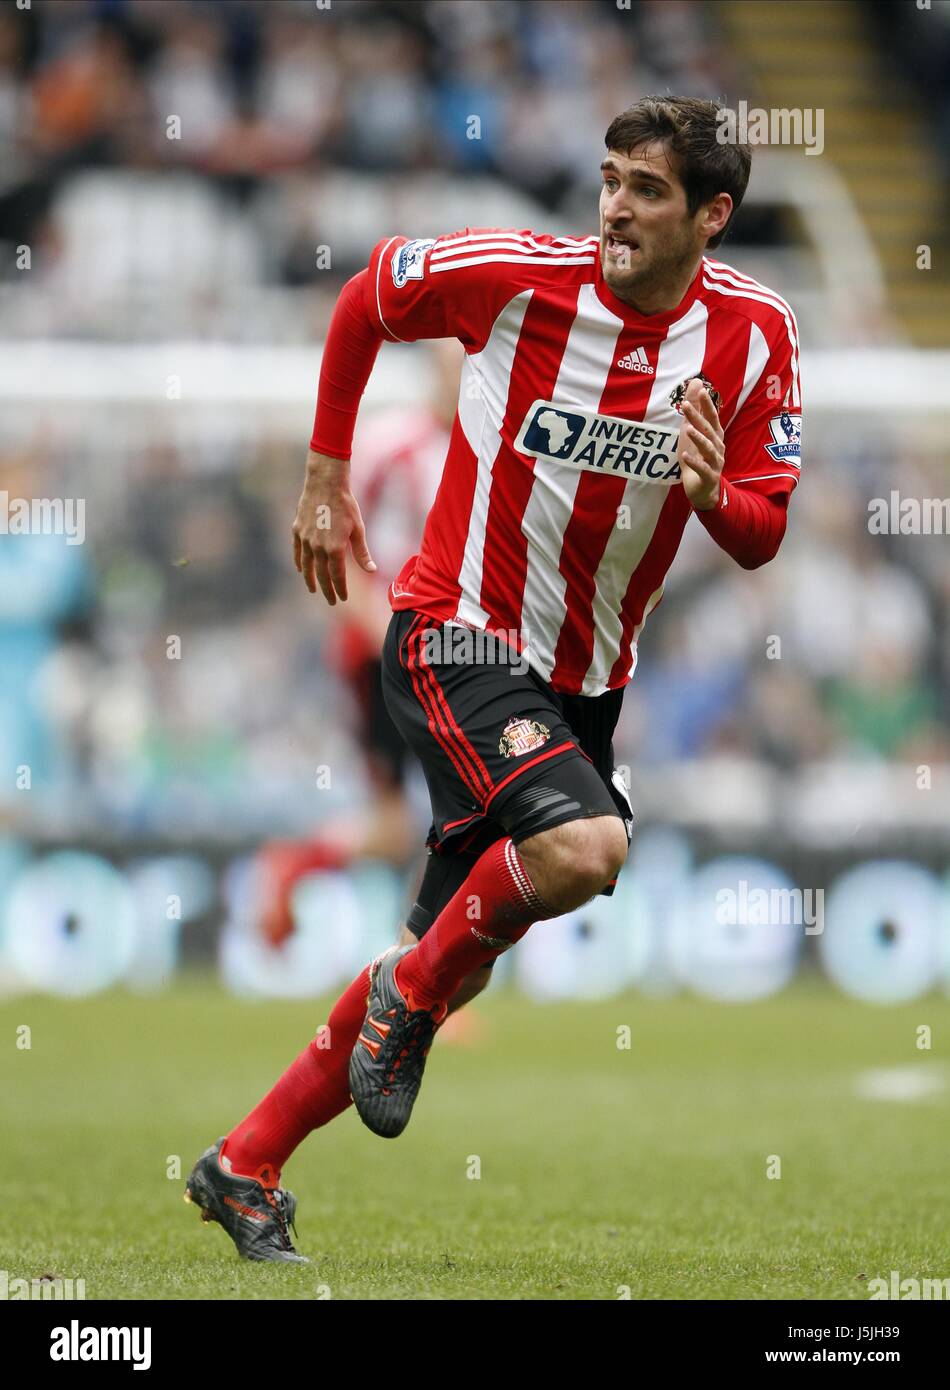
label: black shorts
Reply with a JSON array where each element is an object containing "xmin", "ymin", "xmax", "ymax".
[{"xmin": 381, "ymin": 609, "xmax": 633, "ymax": 932}]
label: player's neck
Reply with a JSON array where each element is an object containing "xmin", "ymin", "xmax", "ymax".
[{"xmin": 609, "ymin": 253, "xmax": 704, "ymax": 317}]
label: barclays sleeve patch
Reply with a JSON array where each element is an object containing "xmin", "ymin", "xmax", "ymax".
[
  {"xmin": 764, "ymin": 412, "xmax": 802, "ymax": 466},
  {"xmin": 391, "ymin": 238, "xmax": 436, "ymax": 289}
]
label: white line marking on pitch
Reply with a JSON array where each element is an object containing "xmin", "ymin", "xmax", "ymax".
[{"xmin": 855, "ymin": 1067, "xmax": 947, "ymax": 1102}]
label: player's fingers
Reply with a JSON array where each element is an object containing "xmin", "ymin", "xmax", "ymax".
[
  {"xmin": 299, "ymin": 539, "xmax": 318, "ymax": 594},
  {"xmin": 293, "ymin": 530, "xmax": 303, "ymax": 574},
  {"xmin": 683, "ymin": 399, "xmax": 721, "ymax": 444},
  {"xmin": 687, "ymin": 461, "xmax": 718, "ymax": 493},
  {"xmin": 682, "ymin": 379, "xmax": 719, "ymax": 433},
  {"xmin": 350, "ymin": 521, "xmax": 377, "ymax": 574},
  {"xmin": 680, "ymin": 445, "xmax": 715, "ymax": 477},
  {"xmin": 682, "ymin": 404, "xmax": 714, "ymax": 449},
  {"xmin": 686, "ymin": 423, "xmax": 721, "ymax": 467},
  {"xmin": 313, "ymin": 548, "xmax": 336, "ymax": 604},
  {"xmin": 696, "ymin": 386, "xmax": 721, "ymax": 428},
  {"xmin": 327, "ymin": 547, "xmax": 348, "ymax": 602}
]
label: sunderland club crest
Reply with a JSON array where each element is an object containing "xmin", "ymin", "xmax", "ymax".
[
  {"xmin": 499, "ymin": 716, "xmax": 551, "ymax": 758},
  {"xmin": 669, "ymin": 373, "xmax": 722, "ymax": 414}
]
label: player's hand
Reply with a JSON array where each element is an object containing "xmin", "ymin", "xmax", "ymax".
[
  {"xmin": 292, "ymin": 450, "xmax": 377, "ymax": 604},
  {"xmin": 678, "ymin": 378, "xmax": 724, "ymax": 511}
]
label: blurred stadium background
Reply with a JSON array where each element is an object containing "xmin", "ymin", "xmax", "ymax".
[{"xmin": 1, "ymin": 0, "xmax": 949, "ymax": 1010}]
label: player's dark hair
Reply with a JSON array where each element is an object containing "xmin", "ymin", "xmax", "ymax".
[{"xmin": 604, "ymin": 96, "xmax": 751, "ymax": 250}]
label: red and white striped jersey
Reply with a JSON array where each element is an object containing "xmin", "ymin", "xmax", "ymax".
[{"xmin": 367, "ymin": 227, "xmax": 802, "ymax": 697}]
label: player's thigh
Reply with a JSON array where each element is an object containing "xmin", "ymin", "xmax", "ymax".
[{"xmin": 381, "ymin": 609, "xmax": 580, "ymax": 856}]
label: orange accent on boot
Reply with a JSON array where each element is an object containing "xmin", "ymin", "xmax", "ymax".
[
  {"xmin": 252, "ymin": 1163, "xmax": 281, "ymax": 1190},
  {"xmin": 219, "ymin": 1139, "xmax": 281, "ymax": 1188}
]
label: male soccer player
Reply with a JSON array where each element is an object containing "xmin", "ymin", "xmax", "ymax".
[{"xmin": 184, "ymin": 96, "xmax": 802, "ymax": 1262}]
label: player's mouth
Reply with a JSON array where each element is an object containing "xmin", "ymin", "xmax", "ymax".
[{"xmin": 604, "ymin": 232, "xmax": 640, "ymax": 262}]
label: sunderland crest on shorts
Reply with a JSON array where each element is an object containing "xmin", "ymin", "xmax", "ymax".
[{"xmin": 499, "ymin": 716, "xmax": 550, "ymax": 758}]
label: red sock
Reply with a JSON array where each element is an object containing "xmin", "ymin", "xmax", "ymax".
[
  {"xmin": 221, "ymin": 962, "xmax": 370, "ymax": 1179},
  {"xmin": 396, "ymin": 836, "xmax": 553, "ymax": 1010}
]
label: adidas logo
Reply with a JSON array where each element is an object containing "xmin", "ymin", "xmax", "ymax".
[{"xmin": 616, "ymin": 346, "xmax": 654, "ymax": 374}]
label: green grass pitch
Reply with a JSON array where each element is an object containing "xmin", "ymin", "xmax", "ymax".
[{"xmin": 3, "ymin": 976, "xmax": 949, "ymax": 1300}]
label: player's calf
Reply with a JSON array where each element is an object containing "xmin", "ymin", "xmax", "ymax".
[{"xmin": 397, "ymin": 923, "xmax": 492, "ymax": 1012}]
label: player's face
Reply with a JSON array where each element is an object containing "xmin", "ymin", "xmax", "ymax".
[{"xmin": 599, "ymin": 143, "xmax": 707, "ymax": 305}]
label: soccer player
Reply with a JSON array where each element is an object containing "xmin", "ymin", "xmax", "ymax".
[{"xmin": 184, "ymin": 96, "xmax": 802, "ymax": 1261}]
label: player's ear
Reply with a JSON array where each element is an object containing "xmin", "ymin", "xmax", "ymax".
[{"xmin": 702, "ymin": 192, "xmax": 733, "ymax": 245}]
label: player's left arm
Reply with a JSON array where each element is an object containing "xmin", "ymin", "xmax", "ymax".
[{"xmin": 680, "ymin": 325, "xmax": 802, "ymax": 570}]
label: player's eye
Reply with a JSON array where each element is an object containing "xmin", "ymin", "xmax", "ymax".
[{"xmin": 639, "ymin": 185, "xmax": 659, "ymax": 198}]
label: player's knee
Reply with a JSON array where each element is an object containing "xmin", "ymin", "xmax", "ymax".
[{"xmin": 518, "ymin": 815, "xmax": 628, "ymax": 912}]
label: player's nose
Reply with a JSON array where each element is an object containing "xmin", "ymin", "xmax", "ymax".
[
  {"xmin": 604, "ymin": 202, "xmax": 634, "ymax": 231},
  {"xmin": 603, "ymin": 184, "xmax": 632, "ymax": 218}
]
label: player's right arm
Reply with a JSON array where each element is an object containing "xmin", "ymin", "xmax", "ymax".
[
  {"xmin": 294, "ymin": 267, "xmax": 384, "ymax": 603},
  {"xmin": 292, "ymin": 448, "xmax": 376, "ymax": 603}
]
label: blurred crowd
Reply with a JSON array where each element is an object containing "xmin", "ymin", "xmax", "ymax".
[
  {"xmin": 0, "ymin": 0, "xmax": 749, "ymax": 339},
  {"xmin": 0, "ymin": 0, "xmax": 733, "ymax": 204}
]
